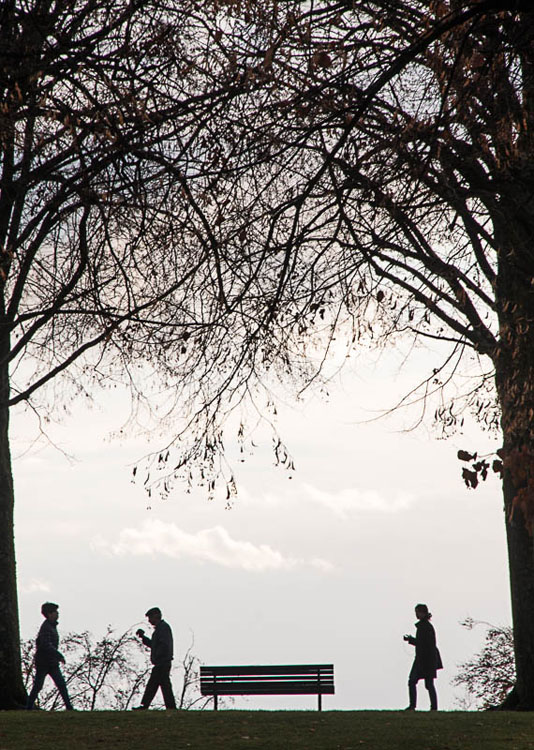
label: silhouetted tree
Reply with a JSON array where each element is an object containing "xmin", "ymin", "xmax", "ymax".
[
  {"xmin": 452, "ymin": 618, "xmax": 515, "ymax": 710},
  {"xmin": 144, "ymin": 0, "xmax": 534, "ymax": 708},
  {"xmin": 5, "ymin": 0, "xmax": 534, "ymax": 714},
  {"xmin": 0, "ymin": 0, "xmax": 286, "ymax": 708}
]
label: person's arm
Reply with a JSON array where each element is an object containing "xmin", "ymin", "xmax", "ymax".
[
  {"xmin": 403, "ymin": 634, "xmax": 416, "ymax": 646},
  {"xmin": 136, "ymin": 628, "xmax": 152, "ymax": 649}
]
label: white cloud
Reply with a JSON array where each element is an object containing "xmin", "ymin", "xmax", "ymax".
[
  {"xmin": 240, "ymin": 483, "xmax": 415, "ymax": 518},
  {"xmin": 20, "ymin": 578, "xmax": 51, "ymax": 594},
  {"xmin": 92, "ymin": 519, "xmax": 334, "ymax": 573},
  {"xmin": 303, "ymin": 484, "xmax": 415, "ymax": 517}
]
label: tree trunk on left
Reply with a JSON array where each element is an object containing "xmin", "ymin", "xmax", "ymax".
[{"xmin": 0, "ymin": 330, "xmax": 25, "ymax": 709}]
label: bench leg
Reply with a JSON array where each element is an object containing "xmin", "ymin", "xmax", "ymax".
[
  {"xmin": 214, "ymin": 694, "xmax": 218, "ymax": 711},
  {"xmin": 318, "ymin": 693, "xmax": 322, "ymax": 711}
]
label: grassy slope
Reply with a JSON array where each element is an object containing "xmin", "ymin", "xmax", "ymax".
[{"xmin": 2, "ymin": 710, "xmax": 534, "ymax": 750}]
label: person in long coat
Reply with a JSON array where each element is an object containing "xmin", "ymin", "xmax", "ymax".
[{"xmin": 403, "ymin": 603, "xmax": 442, "ymax": 710}]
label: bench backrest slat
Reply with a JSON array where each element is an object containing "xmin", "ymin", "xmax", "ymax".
[{"xmin": 201, "ymin": 664, "xmax": 333, "ymax": 677}]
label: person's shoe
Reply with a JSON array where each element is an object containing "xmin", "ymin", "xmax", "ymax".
[
  {"xmin": 132, "ymin": 705, "xmax": 147, "ymax": 710},
  {"xmin": 404, "ymin": 706, "xmax": 415, "ymax": 711}
]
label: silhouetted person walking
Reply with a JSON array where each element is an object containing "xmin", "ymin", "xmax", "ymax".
[
  {"xmin": 26, "ymin": 602, "xmax": 73, "ymax": 710},
  {"xmin": 133, "ymin": 607, "xmax": 176, "ymax": 710},
  {"xmin": 403, "ymin": 603, "xmax": 442, "ymax": 711}
]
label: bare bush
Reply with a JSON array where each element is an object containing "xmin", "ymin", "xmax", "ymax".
[{"xmin": 452, "ymin": 618, "xmax": 515, "ymax": 710}]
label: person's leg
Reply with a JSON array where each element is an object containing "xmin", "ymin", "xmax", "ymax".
[
  {"xmin": 140, "ymin": 666, "xmax": 160, "ymax": 708},
  {"xmin": 26, "ymin": 666, "xmax": 48, "ymax": 709},
  {"xmin": 425, "ymin": 677, "xmax": 438, "ymax": 710},
  {"xmin": 159, "ymin": 663, "xmax": 176, "ymax": 709},
  {"xmin": 407, "ymin": 677, "xmax": 418, "ymax": 709},
  {"xmin": 49, "ymin": 665, "xmax": 73, "ymax": 710},
  {"xmin": 407, "ymin": 663, "xmax": 419, "ymax": 709}
]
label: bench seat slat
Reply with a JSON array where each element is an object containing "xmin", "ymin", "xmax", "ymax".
[
  {"xmin": 201, "ymin": 672, "xmax": 334, "ymax": 682},
  {"xmin": 200, "ymin": 683, "xmax": 336, "ymax": 696}
]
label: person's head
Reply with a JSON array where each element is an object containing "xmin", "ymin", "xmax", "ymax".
[
  {"xmin": 415, "ymin": 603, "xmax": 431, "ymax": 620},
  {"xmin": 41, "ymin": 602, "xmax": 59, "ymax": 622},
  {"xmin": 145, "ymin": 607, "xmax": 162, "ymax": 626}
]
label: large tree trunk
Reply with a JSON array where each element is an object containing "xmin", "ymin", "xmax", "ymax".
[
  {"xmin": 0, "ymin": 334, "xmax": 25, "ymax": 709},
  {"xmin": 501, "ymin": 471, "xmax": 534, "ymax": 709},
  {"xmin": 0, "ymin": 1, "xmax": 26, "ymax": 710},
  {"xmin": 497, "ymin": 395, "xmax": 534, "ymax": 710},
  {"xmin": 495, "ymin": 214, "xmax": 534, "ymax": 709}
]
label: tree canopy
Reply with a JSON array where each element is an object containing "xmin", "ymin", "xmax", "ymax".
[
  {"xmin": 3, "ymin": 0, "xmax": 534, "ymax": 711},
  {"xmin": 0, "ymin": 0, "xmax": 295, "ymax": 707},
  {"xmin": 172, "ymin": 0, "xmax": 534, "ymax": 708}
]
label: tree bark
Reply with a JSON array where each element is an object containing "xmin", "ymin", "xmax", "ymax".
[
  {"xmin": 502, "ymin": 474, "xmax": 534, "ymax": 709},
  {"xmin": 497, "ymin": 392, "xmax": 534, "ymax": 710},
  {"xmin": 495, "ymin": 210, "xmax": 534, "ymax": 709},
  {"xmin": 0, "ymin": 329, "xmax": 25, "ymax": 709}
]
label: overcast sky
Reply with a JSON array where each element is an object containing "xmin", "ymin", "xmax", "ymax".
[{"xmin": 13, "ymin": 342, "xmax": 508, "ymax": 711}]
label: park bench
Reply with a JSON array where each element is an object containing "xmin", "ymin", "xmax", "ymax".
[{"xmin": 199, "ymin": 663, "xmax": 335, "ymax": 711}]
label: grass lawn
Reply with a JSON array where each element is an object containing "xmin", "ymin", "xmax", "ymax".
[{"xmin": 2, "ymin": 710, "xmax": 534, "ymax": 750}]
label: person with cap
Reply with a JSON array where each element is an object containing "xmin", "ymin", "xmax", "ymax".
[
  {"xmin": 26, "ymin": 602, "xmax": 74, "ymax": 710},
  {"xmin": 133, "ymin": 606, "xmax": 176, "ymax": 710}
]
